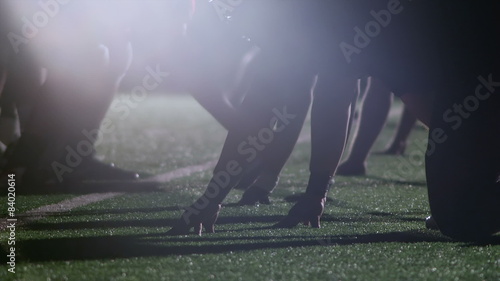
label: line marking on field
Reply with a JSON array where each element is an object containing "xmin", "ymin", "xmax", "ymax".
[
  {"xmin": 0, "ymin": 160, "xmax": 217, "ymax": 231},
  {"xmin": 0, "ymin": 132, "xmax": 311, "ymax": 231},
  {"xmin": 23, "ymin": 192, "xmax": 121, "ymax": 222},
  {"xmin": 141, "ymin": 160, "xmax": 217, "ymax": 183},
  {"xmin": 297, "ymin": 132, "xmax": 311, "ymax": 144}
]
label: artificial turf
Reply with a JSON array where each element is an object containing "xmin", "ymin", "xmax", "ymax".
[{"xmin": 0, "ymin": 94, "xmax": 498, "ymax": 281}]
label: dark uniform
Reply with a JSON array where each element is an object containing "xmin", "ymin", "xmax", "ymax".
[
  {"xmin": 423, "ymin": 1, "xmax": 500, "ymax": 241},
  {"xmin": 171, "ymin": 0, "xmax": 499, "ymax": 240}
]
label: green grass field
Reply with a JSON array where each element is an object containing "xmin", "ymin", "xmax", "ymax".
[{"xmin": 1, "ymin": 94, "xmax": 499, "ymax": 281}]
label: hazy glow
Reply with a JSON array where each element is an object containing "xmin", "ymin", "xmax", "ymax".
[{"xmin": 2, "ymin": 1, "xmax": 191, "ymax": 77}]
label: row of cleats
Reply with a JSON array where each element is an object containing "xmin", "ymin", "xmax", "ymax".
[
  {"xmin": 166, "ymin": 194, "xmax": 439, "ymax": 236},
  {"xmin": 165, "ymin": 194, "xmax": 327, "ymax": 236}
]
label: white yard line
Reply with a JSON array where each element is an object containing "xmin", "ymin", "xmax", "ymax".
[
  {"xmin": 297, "ymin": 132, "xmax": 311, "ymax": 144},
  {"xmin": 0, "ymin": 160, "xmax": 217, "ymax": 231},
  {"xmin": 23, "ymin": 192, "xmax": 122, "ymax": 222},
  {"xmin": 0, "ymin": 133, "xmax": 311, "ymax": 231},
  {"xmin": 141, "ymin": 160, "xmax": 217, "ymax": 183}
]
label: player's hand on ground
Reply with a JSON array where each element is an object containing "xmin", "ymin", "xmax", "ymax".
[
  {"xmin": 167, "ymin": 200, "xmax": 221, "ymax": 236},
  {"xmin": 274, "ymin": 195, "xmax": 326, "ymax": 228}
]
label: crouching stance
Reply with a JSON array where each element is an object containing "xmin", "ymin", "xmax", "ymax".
[
  {"xmin": 169, "ymin": 0, "xmax": 499, "ymax": 241},
  {"xmin": 167, "ymin": 1, "xmax": 357, "ymax": 235},
  {"xmin": 282, "ymin": 0, "xmax": 500, "ymax": 241}
]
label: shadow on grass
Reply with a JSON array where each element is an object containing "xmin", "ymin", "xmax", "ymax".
[
  {"xmin": 24, "ymin": 215, "xmax": 285, "ymax": 231},
  {"xmin": 25, "ymin": 211, "xmax": 426, "ymax": 231},
  {"xmin": 17, "ymin": 181, "xmax": 162, "ymax": 195},
  {"xmin": 363, "ymin": 176, "xmax": 427, "ymax": 187},
  {"xmin": 25, "ymin": 206, "xmax": 183, "ymax": 218},
  {"xmin": 12, "ymin": 230, "xmax": 458, "ymax": 263},
  {"xmin": 281, "ymin": 193, "xmax": 340, "ymax": 205}
]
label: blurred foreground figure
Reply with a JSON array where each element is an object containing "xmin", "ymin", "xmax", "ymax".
[
  {"xmin": 0, "ymin": 4, "xmax": 18, "ymax": 155},
  {"xmin": 0, "ymin": 1, "xmax": 137, "ymax": 193},
  {"xmin": 0, "ymin": 1, "xmax": 191, "ymax": 193},
  {"xmin": 169, "ymin": 0, "xmax": 499, "ymax": 241}
]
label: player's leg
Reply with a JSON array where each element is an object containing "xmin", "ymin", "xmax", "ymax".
[
  {"xmin": 237, "ymin": 77, "xmax": 312, "ymax": 205},
  {"xmin": 425, "ymin": 89, "xmax": 500, "ymax": 241},
  {"xmin": 402, "ymin": 0, "xmax": 500, "ymax": 240},
  {"xmin": 0, "ymin": 44, "xmax": 6, "ymax": 95},
  {"xmin": 276, "ymin": 71, "xmax": 357, "ymax": 228},
  {"xmin": 0, "ymin": 100, "xmax": 20, "ymax": 152},
  {"xmin": 0, "ymin": 54, "xmax": 7, "ymax": 153},
  {"xmin": 381, "ymin": 105, "xmax": 417, "ymax": 155},
  {"xmin": 4, "ymin": 37, "xmax": 137, "ymax": 192},
  {"xmin": 422, "ymin": 0, "xmax": 500, "ymax": 235},
  {"xmin": 0, "ymin": 48, "xmax": 49, "ymax": 179},
  {"xmin": 337, "ymin": 77, "xmax": 392, "ymax": 175},
  {"xmin": 167, "ymin": 59, "xmax": 316, "ymax": 235},
  {"xmin": 0, "ymin": 48, "xmax": 44, "ymax": 150},
  {"xmin": 0, "ymin": 64, "xmax": 5, "ymax": 95}
]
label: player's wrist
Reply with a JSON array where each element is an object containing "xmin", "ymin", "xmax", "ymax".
[{"xmin": 305, "ymin": 172, "xmax": 334, "ymax": 198}]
